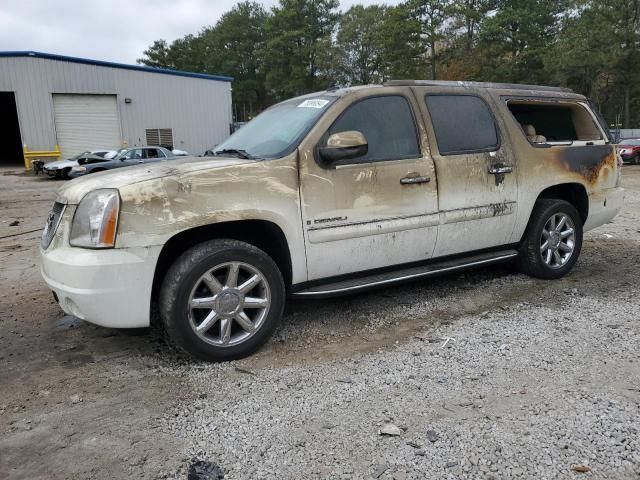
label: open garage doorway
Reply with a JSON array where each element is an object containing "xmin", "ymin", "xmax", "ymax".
[{"xmin": 0, "ymin": 92, "xmax": 24, "ymax": 166}]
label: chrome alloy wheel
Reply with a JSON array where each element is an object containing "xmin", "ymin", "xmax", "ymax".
[
  {"xmin": 540, "ymin": 213, "xmax": 576, "ymax": 269},
  {"xmin": 187, "ymin": 262, "xmax": 271, "ymax": 347}
]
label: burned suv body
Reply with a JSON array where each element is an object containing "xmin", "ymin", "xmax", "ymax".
[{"xmin": 41, "ymin": 81, "xmax": 623, "ymax": 361}]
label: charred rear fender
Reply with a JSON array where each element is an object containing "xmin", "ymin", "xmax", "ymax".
[{"xmin": 150, "ymin": 219, "xmax": 293, "ymax": 311}]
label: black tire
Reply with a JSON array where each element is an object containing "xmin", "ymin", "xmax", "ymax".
[
  {"xmin": 634, "ymin": 154, "xmax": 640, "ymax": 165},
  {"xmin": 518, "ymin": 199, "xmax": 583, "ymax": 279},
  {"xmin": 61, "ymin": 167, "xmax": 71, "ymax": 180},
  {"xmin": 159, "ymin": 239, "xmax": 285, "ymax": 361}
]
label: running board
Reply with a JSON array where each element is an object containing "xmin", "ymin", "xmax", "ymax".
[{"xmin": 291, "ymin": 249, "xmax": 519, "ymax": 298}]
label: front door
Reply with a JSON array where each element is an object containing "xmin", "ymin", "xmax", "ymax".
[
  {"xmin": 119, "ymin": 148, "xmax": 144, "ymax": 167},
  {"xmin": 415, "ymin": 88, "xmax": 519, "ymax": 257},
  {"xmin": 298, "ymin": 88, "xmax": 439, "ymax": 281}
]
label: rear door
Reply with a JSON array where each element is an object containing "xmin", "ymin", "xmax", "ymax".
[
  {"xmin": 414, "ymin": 87, "xmax": 519, "ymax": 257},
  {"xmin": 298, "ymin": 88, "xmax": 439, "ymax": 280}
]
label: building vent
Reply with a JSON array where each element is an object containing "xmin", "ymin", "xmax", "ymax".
[{"xmin": 145, "ymin": 128, "xmax": 174, "ymax": 149}]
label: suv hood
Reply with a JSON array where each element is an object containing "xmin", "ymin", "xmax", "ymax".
[{"xmin": 56, "ymin": 156, "xmax": 255, "ymax": 204}]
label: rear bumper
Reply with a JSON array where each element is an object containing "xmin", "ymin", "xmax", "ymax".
[
  {"xmin": 41, "ymin": 245, "xmax": 162, "ymax": 328},
  {"xmin": 584, "ymin": 187, "xmax": 624, "ymax": 232}
]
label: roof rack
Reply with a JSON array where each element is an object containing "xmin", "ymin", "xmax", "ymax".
[{"xmin": 383, "ymin": 80, "xmax": 573, "ymax": 93}]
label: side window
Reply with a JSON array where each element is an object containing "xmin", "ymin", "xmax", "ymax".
[
  {"xmin": 326, "ymin": 95, "xmax": 420, "ymax": 164},
  {"xmin": 146, "ymin": 149, "xmax": 159, "ymax": 159},
  {"xmin": 506, "ymin": 100, "xmax": 604, "ymax": 144},
  {"xmin": 425, "ymin": 95, "xmax": 499, "ymax": 156}
]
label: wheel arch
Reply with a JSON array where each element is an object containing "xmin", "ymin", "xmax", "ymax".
[
  {"xmin": 535, "ymin": 183, "xmax": 588, "ymax": 224},
  {"xmin": 151, "ymin": 220, "xmax": 293, "ymax": 310}
]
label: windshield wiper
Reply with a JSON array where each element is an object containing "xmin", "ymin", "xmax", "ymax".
[{"xmin": 213, "ymin": 148, "xmax": 257, "ymax": 160}]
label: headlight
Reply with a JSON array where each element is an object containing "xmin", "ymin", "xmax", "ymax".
[
  {"xmin": 72, "ymin": 166, "xmax": 87, "ymax": 172},
  {"xmin": 70, "ymin": 189, "xmax": 120, "ymax": 248}
]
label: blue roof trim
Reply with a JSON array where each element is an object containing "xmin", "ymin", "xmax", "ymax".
[{"xmin": 0, "ymin": 51, "xmax": 233, "ymax": 82}]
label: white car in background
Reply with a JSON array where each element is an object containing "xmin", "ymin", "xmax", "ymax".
[{"xmin": 44, "ymin": 149, "xmax": 120, "ymax": 179}]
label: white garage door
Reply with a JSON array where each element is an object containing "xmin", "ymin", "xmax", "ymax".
[{"xmin": 53, "ymin": 94, "xmax": 121, "ymax": 159}]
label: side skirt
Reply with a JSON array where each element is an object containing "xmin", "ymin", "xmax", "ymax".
[{"xmin": 290, "ymin": 248, "xmax": 519, "ymax": 299}]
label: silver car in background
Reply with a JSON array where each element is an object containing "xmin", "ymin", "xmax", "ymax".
[{"xmin": 43, "ymin": 149, "xmax": 119, "ymax": 179}]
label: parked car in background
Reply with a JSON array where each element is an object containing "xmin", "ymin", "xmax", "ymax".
[
  {"xmin": 41, "ymin": 81, "xmax": 623, "ymax": 361},
  {"xmin": 69, "ymin": 146, "xmax": 175, "ymax": 177},
  {"xmin": 617, "ymin": 138, "xmax": 640, "ymax": 164},
  {"xmin": 43, "ymin": 149, "xmax": 117, "ymax": 179}
]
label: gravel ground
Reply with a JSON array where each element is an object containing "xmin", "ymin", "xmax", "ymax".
[{"xmin": 1, "ymin": 166, "xmax": 639, "ymax": 479}]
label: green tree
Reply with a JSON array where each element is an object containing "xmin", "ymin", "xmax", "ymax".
[
  {"xmin": 407, "ymin": 0, "xmax": 451, "ymax": 79},
  {"xmin": 201, "ymin": 2, "xmax": 270, "ymax": 107},
  {"xmin": 477, "ymin": 0, "xmax": 567, "ymax": 83},
  {"xmin": 138, "ymin": 40, "xmax": 172, "ymax": 68},
  {"xmin": 546, "ymin": 0, "xmax": 640, "ymax": 127},
  {"xmin": 450, "ymin": 0, "xmax": 498, "ymax": 51},
  {"xmin": 264, "ymin": 0, "xmax": 340, "ymax": 99},
  {"xmin": 378, "ymin": 3, "xmax": 424, "ymax": 80},
  {"xmin": 334, "ymin": 5, "xmax": 388, "ymax": 85}
]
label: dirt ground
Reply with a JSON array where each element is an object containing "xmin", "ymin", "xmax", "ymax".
[{"xmin": 1, "ymin": 166, "xmax": 639, "ymax": 479}]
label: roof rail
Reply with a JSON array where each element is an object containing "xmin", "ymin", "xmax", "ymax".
[{"xmin": 383, "ymin": 80, "xmax": 573, "ymax": 93}]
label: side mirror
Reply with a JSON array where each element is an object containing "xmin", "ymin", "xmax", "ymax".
[{"xmin": 319, "ymin": 130, "xmax": 368, "ymax": 166}]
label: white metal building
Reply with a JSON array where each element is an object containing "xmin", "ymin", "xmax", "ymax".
[{"xmin": 0, "ymin": 51, "xmax": 233, "ymax": 166}]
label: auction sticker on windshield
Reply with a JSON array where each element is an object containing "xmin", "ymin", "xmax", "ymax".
[{"xmin": 298, "ymin": 99, "xmax": 330, "ymax": 109}]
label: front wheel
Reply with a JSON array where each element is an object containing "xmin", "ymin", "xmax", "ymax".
[
  {"xmin": 159, "ymin": 239, "xmax": 285, "ymax": 361},
  {"xmin": 518, "ymin": 199, "xmax": 583, "ymax": 279}
]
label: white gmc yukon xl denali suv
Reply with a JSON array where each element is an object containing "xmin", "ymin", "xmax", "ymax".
[{"xmin": 41, "ymin": 81, "xmax": 624, "ymax": 361}]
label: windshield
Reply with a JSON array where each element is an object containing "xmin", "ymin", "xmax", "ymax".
[{"xmin": 214, "ymin": 96, "xmax": 336, "ymax": 159}]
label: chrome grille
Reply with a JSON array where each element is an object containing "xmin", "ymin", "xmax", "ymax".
[{"xmin": 41, "ymin": 202, "xmax": 65, "ymax": 249}]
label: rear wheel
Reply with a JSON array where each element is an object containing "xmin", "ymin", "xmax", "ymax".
[
  {"xmin": 518, "ymin": 199, "xmax": 583, "ymax": 279},
  {"xmin": 159, "ymin": 239, "xmax": 285, "ymax": 361}
]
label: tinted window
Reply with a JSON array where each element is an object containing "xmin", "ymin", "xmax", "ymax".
[
  {"xmin": 327, "ymin": 96, "xmax": 420, "ymax": 164},
  {"xmin": 425, "ymin": 95, "xmax": 499, "ymax": 155},
  {"xmin": 146, "ymin": 149, "xmax": 159, "ymax": 159},
  {"xmin": 121, "ymin": 149, "xmax": 142, "ymax": 160}
]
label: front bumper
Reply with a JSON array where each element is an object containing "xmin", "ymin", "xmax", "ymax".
[{"xmin": 41, "ymin": 244, "xmax": 162, "ymax": 328}]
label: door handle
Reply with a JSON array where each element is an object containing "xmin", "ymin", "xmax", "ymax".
[
  {"xmin": 488, "ymin": 164, "xmax": 513, "ymax": 175},
  {"xmin": 400, "ymin": 175, "xmax": 430, "ymax": 185}
]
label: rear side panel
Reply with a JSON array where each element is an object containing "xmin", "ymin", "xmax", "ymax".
[{"xmin": 489, "ymin": 91, "xmax": 620, "ymax": 241}]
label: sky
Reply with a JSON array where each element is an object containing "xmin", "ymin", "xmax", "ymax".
[{"xmin": 0, "ymin": 0, "xmax": 400, "ymax": 65}]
